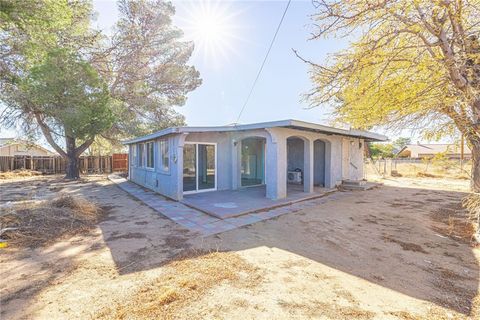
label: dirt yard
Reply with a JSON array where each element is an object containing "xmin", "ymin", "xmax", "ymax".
[{"xmin": 1, "ymin": 175, "xmax": 479, "ymax": 319}]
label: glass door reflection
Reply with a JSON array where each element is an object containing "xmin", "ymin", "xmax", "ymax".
[
  {"xmin": 183, "ymin": 143, "xmax": 216, "ymax": 193},
  {"xmin": 183, "ymin": 144, "xmax": 196, "ymax": 192}
]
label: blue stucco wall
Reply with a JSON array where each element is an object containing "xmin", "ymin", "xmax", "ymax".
[
  {"xmin": 127, "ymin": 127, "xmax": 365, "ymax": 200},
  {"xmin": 129, "ymin": 134, "xmax": 180, "ymax": 199}
]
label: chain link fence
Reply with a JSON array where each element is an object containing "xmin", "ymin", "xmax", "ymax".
[{"xmin": 365, "ymin": 158, "xmax": 470, "ymax": 180}]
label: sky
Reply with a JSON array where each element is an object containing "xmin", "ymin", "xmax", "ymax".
[
  {"xmin": 0, "ymin": 0, "xmax": 457, "ymax": 144},
  {"xmin": 92, "ymin": 0, "xmax": 345, "ymax": 126}
]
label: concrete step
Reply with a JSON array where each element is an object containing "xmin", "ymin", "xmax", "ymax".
[
  {"xmin": 342, "ymin": 179, "xmax": 367, "ymax": 186},
  {"xmin": 341, "ymin": 181, "xmax": 378, "ymax": 191}
]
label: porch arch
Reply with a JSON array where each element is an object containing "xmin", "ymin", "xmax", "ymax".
[
  {"xmin": 286, "ymin": 135, "xmax": 313, "ymax": 194},
  {"xmin": 231, "ymin": 131, "xmax": 273, "ymax": 190}
]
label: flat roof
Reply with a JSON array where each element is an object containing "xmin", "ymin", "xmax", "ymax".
[{"xmin": 123, "ymin": 119, "xmax": 388, "ymax": 144}]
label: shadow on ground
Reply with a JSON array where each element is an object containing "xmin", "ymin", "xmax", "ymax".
[
  {"xmin": 94, "ymin": 179, "xmax": 478, "ymax": 315},
  {"xmin": 1, "ymin": 177, "xmax": 478, "ymax": 317},
  {"xmin": 208, "ymin": 185, "xmax": 478, "ymax": 315}
]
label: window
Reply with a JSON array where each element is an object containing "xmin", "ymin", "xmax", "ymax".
[
  {"xmin": 146, "ymin": 142, "xmax": 154, "ymax": 169},
  {"xmin": 137, "ymin": 144, "xmax": 144, "ymax": 167},
  {"xmin": 131, "ymin": 145, "xmax": 137, "ymax": 166},
  {"xmin": 159, "ymin": 139, "xmax": 169, "ymax": 173}
]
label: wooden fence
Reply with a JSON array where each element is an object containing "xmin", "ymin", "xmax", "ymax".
[
  {"xmin": 112, "ymin": 153, "xmax": 128, "ymax": 172},
  {"xmin": 0, "ymin": 154, "xmax": 128, "ymax": 174}
]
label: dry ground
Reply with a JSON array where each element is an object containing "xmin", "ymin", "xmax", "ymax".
[{"xmin": 0, "ymin": 175, "xmax": 479, "ymax": 319}]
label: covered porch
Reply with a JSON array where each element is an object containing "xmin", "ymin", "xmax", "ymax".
[{"xmin": 182, "ymin": 185, "xmax": 335, "ymax": 219}]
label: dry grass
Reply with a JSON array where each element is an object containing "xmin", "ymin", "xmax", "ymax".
[
  {"xmin": 0, "ymin": 169, "xmax": 43, "ymax": 180},
  {"xmin": 416, "ymin": 171, "xmax": 438, "ymax": 178},
  {"xmin": 365, "ymin": 161, "xmax": 470, "ymax": 180},
  {"xmin": 0, "ymin": 194, "xmax": 103, "ymax": 248},
  {"xmin": 430, "ymin": 202, "xmax": 477, "ymax": 243},
  {"xmin": 389, "ymin": 300, "xmax": 480, "ymax": 320},
  {"xmin": 463, "ymin": 193, "xmax": 480, "ymax": 241},
  {"xmin": 97, "ymin": 250, "xmax": 263, "ymax": 320},
  {"xmin": 278, "ymin": 300, "xmax": 375, "ymax": 319}
]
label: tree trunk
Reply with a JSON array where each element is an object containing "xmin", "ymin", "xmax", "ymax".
[
  {"xmin": 471, "ymin": 142, "xmax": 480, "ymax": 193},
  {"xmin": 471, "ymin": 142, "xmax": 480, "ymax": 243},
  {"xmin": 65, "ymin": 136, "xmax": 80, "ymax": 179}
]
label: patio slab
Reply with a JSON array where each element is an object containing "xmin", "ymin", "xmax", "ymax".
[
  {"xmin": 181, "ymin": 185, "xmax": 336, "ymax": 219},
  {"xmin": 108, "ymin": 175, "xmax": 338, "ymax": 237}
]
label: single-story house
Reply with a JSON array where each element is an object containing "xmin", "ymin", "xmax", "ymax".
[
  {"xmin": 0, "ymin": 138, "xmax": 56, "ymax": 157},
  {"xmin": 396, "ymin": 143, "xmax": 471, "ymax": 159},
  {"xmin": 123, "ymin": 119, "xmax": 387, "ymax": 201}
]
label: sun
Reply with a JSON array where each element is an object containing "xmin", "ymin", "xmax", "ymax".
[{"xmin": 176, "ymin": 0, "xmax": 243, "ymax": 66}]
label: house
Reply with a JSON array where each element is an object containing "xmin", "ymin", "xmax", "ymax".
[
  {"xmin": 396, "ymin": 143, "xmax": 471, "ymax": 159},
  {"xmin": 123, "ymin": 119, "xmax": 387, "ymax": 201},
  {"xmin": 0, "ymin": 138, "xmax": 56, "ymax": 157}
]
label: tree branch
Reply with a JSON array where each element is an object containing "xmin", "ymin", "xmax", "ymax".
[
  {"xmin": 34, "ymin": 113, "xmax": 67, "ymax": 157},
  {"xmin": 75, "ymin": 138, "xmax": 94, "ymax": 157}
]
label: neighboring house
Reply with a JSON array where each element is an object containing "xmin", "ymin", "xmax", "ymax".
[
  {"xmin": 0, "ymin": 138, "xmax": 56, "ymax": 157},
  {"xmin": 396, "ymin": 143, "xmax": 471, "ymax": 159},
  {"xmin": 124, "ymin": 119, "xmax": 387, "ymax": 201}
]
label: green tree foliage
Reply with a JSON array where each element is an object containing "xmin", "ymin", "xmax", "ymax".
[
  {"xmin": 368, "ymin": 143, "xmax": 395, "ymax": 159},
  {"xmin": 93, "ymin": 0, "xmax": 201, "ymax": 139},
  {"xmin": 302, "ymin": 0, "xmax": 480, "ymax": 191},
  {"xmin": 1, "ymin": 0, "xmax": 99, "ymax": 178},
  {"xmin": 22, "ymin": 49, "xmax": 114, "ymax": 177},
  {"xmin": 0, "ymin": 0, "xmax": 201, "ymax": 178},
  {"xmin": 392, "ymin": 137, "xmax": 412, "ymax": 151}
]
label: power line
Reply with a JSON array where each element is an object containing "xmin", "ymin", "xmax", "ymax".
[{"xmin": 234, "ymin": 0, "xmax": 292, "ymax": 124}]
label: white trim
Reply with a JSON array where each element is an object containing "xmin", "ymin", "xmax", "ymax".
[
  {"xmin": 183, "ymin": 142, "xmax": 217, "ymax": 194},
  {"xmin": 123, "ymin": 119, "xmax": 388, "ymax": 144}
]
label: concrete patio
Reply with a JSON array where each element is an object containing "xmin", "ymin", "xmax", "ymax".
[
  {"xmin": 182, "ymin": 185, "xmax": 336, "ymax": 219},
  {"xmin": 108, "ymin": 174, "xmax": 339, "ymax": 236}
]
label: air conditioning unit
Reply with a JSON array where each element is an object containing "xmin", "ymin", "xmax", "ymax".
[{"xmin": 287, "ymin": 171, "xmax": 302, "ymax": 184}]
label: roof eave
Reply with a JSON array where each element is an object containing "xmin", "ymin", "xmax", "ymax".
[{"xmin": 122, "ymin": 119, "xmax": 388, "ymax": 144}]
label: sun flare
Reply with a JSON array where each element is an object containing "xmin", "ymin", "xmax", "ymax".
[{"xmin": 177, "ymin": 1, "xmax": 243, "ymax": 65}]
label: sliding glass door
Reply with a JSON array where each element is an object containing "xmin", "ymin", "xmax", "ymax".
[
  {"xmin": 183, "ymin": 143, "xmax": 216, "ymax": 193},
  {"xmin": 183, "ymin": 144, "xmax": 197, "ymax": 192}
]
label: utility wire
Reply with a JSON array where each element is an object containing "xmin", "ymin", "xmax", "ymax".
[{"xmin": 234, "ymin": 0, "xmax": 292, "ymax": 124}]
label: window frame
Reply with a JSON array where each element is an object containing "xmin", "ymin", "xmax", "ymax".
[
  {"xmin": 131, "ymin": 144, "xmax": 137, "ymax": 167},
  {"xmin": 158, "ymin": 139, "xmax": 170, "ymax": 173},
  {"xmin": 146, "ymin": 141, "xmax": 155, "ymax": 169},
  {"xmin": 137, "ymin": 143, "xmax": 145, "ymax": 167}
]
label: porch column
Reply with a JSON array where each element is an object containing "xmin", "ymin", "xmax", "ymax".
[
  {"xmin": 304, "ymin": 139, "xmax": 314, "ymax": 193},
  {"xmin": 265, "ymin": 129, "xmax": 286, "ymax": 199},
  {"xmin": 324, "ymin": 140, "xmax": 333, "ymax": 188},
  {"xmin": 231, "ymin": 136, "xmax": 241, "ymax": 190},
  {"xmin": 172, "ymin": 133, "xmax": 188, "ymax": 201}
]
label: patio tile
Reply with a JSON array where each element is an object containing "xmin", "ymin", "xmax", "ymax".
[
  {"xmin": 200, "ymin": 221, "xmax": 237, "ymax": 233},
  {"xmin": 109, "ymin": 174, "xmax": 340, "ymax": 237}
]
